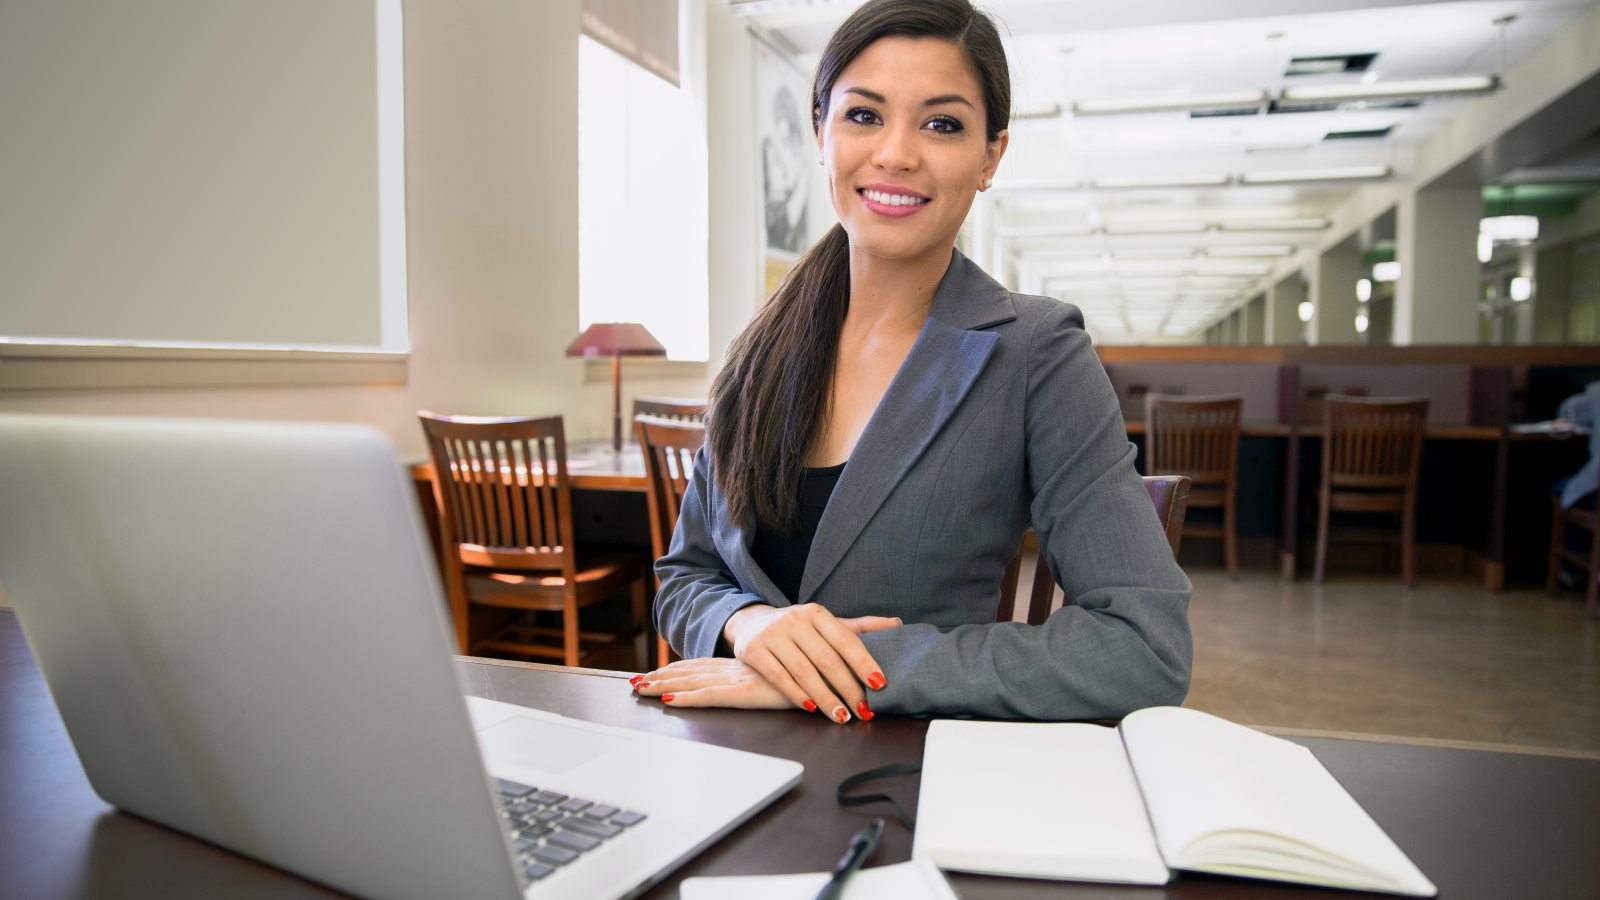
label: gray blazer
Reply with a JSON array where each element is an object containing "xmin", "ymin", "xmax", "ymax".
[{"xmin": 654, "ymin": 251, "xmax": 1192, "ymax": 720}]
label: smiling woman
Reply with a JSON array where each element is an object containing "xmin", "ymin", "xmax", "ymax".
[{"xmin": 639, "ymin": 0, "xmax": 1193, "ymax": 725}]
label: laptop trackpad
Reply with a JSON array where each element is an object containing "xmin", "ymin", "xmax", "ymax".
[{"xmin": 477, "ymin": 715, "xmax": 631, "ymax": 775}]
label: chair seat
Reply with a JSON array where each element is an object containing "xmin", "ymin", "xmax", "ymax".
[
  {"xmin": 465, "ymin": 549, "xmax": 646, "ymax": 609},
  {"xmin": 1327, "ymin": 490, "xmax": 1407, "ymax": 513},
  {"xmin": 1546, "ymin": 497, "xmax": 1599, "ymax": 620}
]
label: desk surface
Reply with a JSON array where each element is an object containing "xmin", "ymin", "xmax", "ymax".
[
  {"xmin": 5, "ymin": 609, "xmax": 1597, "ymax": 899},
  {"xmin": 412, "ymin": 439, "xmax": 649, "ymax": 492}
]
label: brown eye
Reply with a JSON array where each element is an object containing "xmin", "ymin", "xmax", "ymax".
[
  {"xmin": 844, "ymin": 107, "xmax": 881, "ymax": 126},
  {"xmin": 926, "ymin": 115, "xmax": 964, "ymax": 134}
]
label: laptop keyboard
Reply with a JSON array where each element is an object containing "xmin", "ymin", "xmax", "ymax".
[{"xmin": 496, "ymin": 777, "xmax": 649, "ymax": 883}]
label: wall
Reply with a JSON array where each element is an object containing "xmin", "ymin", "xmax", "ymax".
[{"xmin": 0, "ymin": 1, "xmax": 592, "ymax": 461}]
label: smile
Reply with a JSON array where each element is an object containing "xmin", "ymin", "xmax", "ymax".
[{"xmin": 858, "ymin": 187, "xmax": 929, "ymax": 207}]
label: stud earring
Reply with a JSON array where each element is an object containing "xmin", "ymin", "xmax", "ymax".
[{"xmin": 980, "ymin": 177, "xmax": 993, "ymax": 191}]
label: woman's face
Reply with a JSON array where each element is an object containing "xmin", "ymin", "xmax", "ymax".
[{"xmin": 817, "ymin": 35, "xmax": 1007, "ymax": 269}]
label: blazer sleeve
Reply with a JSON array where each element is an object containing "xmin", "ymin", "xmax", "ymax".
[
  {"xmin": 652, "ymin": 448, "xmax": 768, "ymax": 659},
  {"xmin": 857, "ymin": 302, "xmax": 1194, "ymax": 720}
]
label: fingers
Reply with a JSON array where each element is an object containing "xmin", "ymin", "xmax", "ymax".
[
  {"xmin": 768, "ymin": 638, "xmax": 854, "ymax": 723},
  {"xmin": 840, "ymin": 615, "xmax": 903, "ymax": 634},
  {"xmin": 814, "ymin": 613, "xmax": 890, "ymax": 695}
]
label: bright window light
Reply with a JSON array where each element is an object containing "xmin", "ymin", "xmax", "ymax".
[
  {"xmin": 1356, "ymin": 278, "xmax": 1372, "ymax": 302},
  {"xmin": 578, "ymin": 34, "xmax": 708, "ymax": 360}
]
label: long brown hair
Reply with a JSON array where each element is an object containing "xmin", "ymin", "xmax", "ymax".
[{"xmin": 708, "ymin": 0, "xmax": 1011, "ymax": 533}]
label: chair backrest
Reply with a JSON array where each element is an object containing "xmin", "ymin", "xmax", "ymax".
[
  {"xmin": 417, "ymin": 412, "xmax": 574, "ymax": 576},
  {"xmin": 634, "ymin": 414, "xmax": 707, "ymax": 580},
  {"xmin": 632, "ymin": 396, "xmax": 707, "ymax": 423},
  {"xmin": 1143, "ymin": 393, "xmax": 1242, "ymax": 488},
  {"xmin": 1322, "ymin": 396, "xmax": 1429, "ymax": 492},
  {"xmin": 997, "ymin": 475, "xmax": 1192, "ymax": 626}
]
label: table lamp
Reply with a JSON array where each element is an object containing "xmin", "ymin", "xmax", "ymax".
[{"xmin": 566, "ymin": 322, "xmax": 668, "ymax": 452}]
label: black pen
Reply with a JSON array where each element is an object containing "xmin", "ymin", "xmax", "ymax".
[{"xmin": 814, "ymin": 818, "xmax": 884, "ymax": 900}]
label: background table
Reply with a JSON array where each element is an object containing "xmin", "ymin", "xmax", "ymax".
[{"xmin": 5, "ymin": 610, "xmax": 1597, "ymax": 899}]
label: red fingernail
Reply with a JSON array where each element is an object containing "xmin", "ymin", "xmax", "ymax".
[
  {"xmin": 637, "ymin": 681, "xmax": 650, "ymax": 690},
  {"xmin": 832, "ymin": 706, "xmax": 850, "ymax": 724},
  {"xmin": 629, "ymin": 674, "xmax": 644, "ymax": 685},
  {"xmin": 661, "ymin": 693, "xmax": 675, "ymax": 703},
  {"xmin": 856, "ymin": 701, "xmax": 875, "ymax": 722},
  {"xmin": 802, "ymin": 699, "xmax": 818, "ymax": 713},
  {"xmin": 867, "ymin": 671, "xmax": 886, "ymax": 691}
]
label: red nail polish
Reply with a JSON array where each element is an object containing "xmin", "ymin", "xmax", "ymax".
[
  {"xmin": 833, "ymin": 706, "xmax": 850, "ymax": 724},
  {"xmin": 867, "ymin": 671, "xmax": 886, "ymax": 691},
  {"xmin": 856, "ymin": 701, "xmax": 875, "ymax": 722},
  {"xmin": 802, "ymin": 699, "xmax": 818, "ymax": 713},
  {"xmin": 661, "ymin": 693, "xmax": 675, "ymax": 703},
  {"xmin": 629, "ymin": 674, "xmax": 644, "ymax": 685},
  {"xmin": 637, "ymin": 681, "xmax": 650, "ymax": 690}
]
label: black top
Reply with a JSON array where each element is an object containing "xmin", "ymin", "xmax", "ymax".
[{"xmin": 750, "ymin": 462, "xmax": 846, "ymax": 602}]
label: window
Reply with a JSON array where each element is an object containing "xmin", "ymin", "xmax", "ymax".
[{"xmin": 577, "ymin": 19, "xmax": 709, "ymax": 362}]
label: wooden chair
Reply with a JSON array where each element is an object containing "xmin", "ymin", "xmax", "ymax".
[
  {"xmin": 631, "ymin": 396, "xmax": 706, "ymax": 423},
  {"xmin": 1545, "ymin": 497, "xmax": 1600, "ymax": 619},
  {"xmin": 634, "ymin": 414, "xmax": 707, "ymax": 667},
  {"xmin": 418, "ymin": 412, "xmax": 649, "ymax": 667},
  {"xmin": 1144, "ymin": 394, "xmax": 1243, "ymax": 577},
  {"xmin": 997, "ymin": 475, "xmax": 1192, "ymax": 626},
  {"xmin": 1312, "ymin": 396, "xmax": 1429, "ymax": 587}
]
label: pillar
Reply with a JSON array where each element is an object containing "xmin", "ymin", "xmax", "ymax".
[
  {"xmin": 1395, "ymin": 185, "xmax": 1481, "ymax": 344},
  {"xmin": 1310, "ymin": 248, "xmax": 1361, "ymax": 344}
]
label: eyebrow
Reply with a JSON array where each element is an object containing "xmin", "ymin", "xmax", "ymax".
[{"xmin": 842, "ymin": 87, "xmax": 976, "ymax": 111}]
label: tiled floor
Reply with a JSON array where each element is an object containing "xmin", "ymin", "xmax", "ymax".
[{"xmin": 1176, "ymin": 570, "xmax": 1600, "ymax": 754}]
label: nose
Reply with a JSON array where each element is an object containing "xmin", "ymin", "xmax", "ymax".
[{"xmin": 870, "ymin": 122, "xmax": 919, "ymax": 173}]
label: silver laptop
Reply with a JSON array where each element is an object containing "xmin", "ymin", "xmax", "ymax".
[{"xmin": 0, "ymin": 414, "xmax": 801, "ymax": 900}]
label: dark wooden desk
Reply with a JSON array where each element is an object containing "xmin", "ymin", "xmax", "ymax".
[{"xmin": 6, "ymin": 611, "xmax": 1599, "ymax": 899}]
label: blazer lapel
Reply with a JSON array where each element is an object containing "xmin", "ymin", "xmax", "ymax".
[{"xmin": 797, "ymin": 251, "xmax": 1014, "ymax": 603}]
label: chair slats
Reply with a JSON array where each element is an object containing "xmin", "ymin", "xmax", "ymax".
[
  {"xmin": 634, "ymin": 414, "xmax": 707, "ymax": 668},
  {"xmin": 419, "ymin": 412, "xmax": 647, "ymax": 666},
  {"xmin": 1145, "ymin": 394, "xmax": 1242, "ymax": 576},
  {"xmin": 1313, "ymin": 396, "xmax": 1429, "ymax": 586}
]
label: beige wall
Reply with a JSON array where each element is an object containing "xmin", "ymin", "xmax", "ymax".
[{"xmin": 0, "ymin": 0, "xmax": 782, "ymax": 461}]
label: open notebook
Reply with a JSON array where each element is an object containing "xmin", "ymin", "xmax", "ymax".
[{"xmin": 914, "ymin": 707, "xmax": 1436, "ymax": 897}]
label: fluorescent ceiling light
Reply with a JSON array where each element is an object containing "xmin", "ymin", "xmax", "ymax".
[
  {"xmin": 1477, "ymin": 232, "xmax": 1494, "ymax": 263},
  {"xmin": 1373, "ymin": 261, "xmax": 1402, "ymax": 282},
  {"xmin": 1355, "ymin": 313, "xmax": 1370, "ymax": 333},
  {"xmin": 989, "ymin": 179, "xmax": 1083, "ymax": 193},
  {"xmin": 1191, "ymin": 261, "xmax": 1272, "ymax": 276},
  {"xmin": 1073, "ymin": 90, "xmax": 1268, "ymax": 117},
  {"xmin": 1281, "ymin": 75, "xmax": 1497, "ymax": 104},
  {"xmin": 1510, "ymin": 276, "xmax": 1533, "ymax": 302},
  {"xmin": 1479, "ymin": 215, "xmax": 1539, "ymax": 242},
  {"xmin": 1357, "ymin": 278, "xmax": 1373, "ymax": 302},
  {"xmin": 1298, "ymin": 300, "xmax": 1315, "ymax": 322},
  {"xmin": 1241, "ymin": 166, "xmax": 1391, "ymax": 184},
  {"xmin": 1205, "ymin": 245, "xmax": 1295, "ymax": 258},
  {"xmin": 1092, "ymin": 174, "xmax": 1232, "ymax": 189},
  {"xmin": 1103, "ymin": 221, "xmax": 1209, "ymax": 236},
  {"xmin": 995, "ymin": 224, "xmax": 1094, "ymax": 238},
  {"xmin": 1112, "ymin": 248, "xmax": 1197, "ymax": 260},
  {"xmin": 1216, "ymin": 218, "xmax": 1329, "ymax": 232}
]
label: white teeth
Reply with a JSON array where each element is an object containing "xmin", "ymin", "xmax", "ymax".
[{"xmin": 864, "ymin": 189, "xmax": 925, "ymax": 207}]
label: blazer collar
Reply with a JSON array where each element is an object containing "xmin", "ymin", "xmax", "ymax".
[{"xmin": 797, "ymin": 250, "xmax": 1017, "ymax": 602}]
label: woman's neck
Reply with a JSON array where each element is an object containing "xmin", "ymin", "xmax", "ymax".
[{"xmin": 843, "ymin": 245, "xmax": 951, "ymax": 333}]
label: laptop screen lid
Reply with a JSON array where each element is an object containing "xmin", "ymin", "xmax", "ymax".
[{"xmin": 0, "ymin": 415, "xmax": 523, "ymax": 900}]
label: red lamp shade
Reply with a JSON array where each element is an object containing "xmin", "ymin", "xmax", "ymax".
[
  {"xmin": 566, "ymin": 323, "xmax": 667, "ymax": 452},
  {"xmin": 565, "ymin": 323, "xmax": 667, "ymax": 358}
]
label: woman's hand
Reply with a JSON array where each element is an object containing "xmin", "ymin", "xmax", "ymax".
[
  {"xmin": 720, "ymin": 604, "xmax": 901, "ymax": 723},
  {"xmin": 630, "ymin": 658, "xmax": 790, "ymax": 709}
]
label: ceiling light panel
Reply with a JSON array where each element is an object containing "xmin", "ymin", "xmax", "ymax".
[
  {"xmin": 1241, "ymin": 165, "xmax": 1392, "ymax": 184},
  {"xmin": 1092, "ymin": 173, "xmax": 1232, "ymax": 189},
  {"xmin": 1281, "ymin": 75, "xmax": 1497, "ymax": 103},
  {"xmin": 1204, "ymin": 245, "xmax": 1296, "ymax": 257},
  {"xmin": 1216, "ymin": 218, "xmax": 1330, "ymax": 231},
  {"xmin": 1102, "ymin": 221, "xmax": 1210, "ymax": 235},
  {"xmin": 1072, "ymin": 90, "xmax": 1268, "ymax": 117}
]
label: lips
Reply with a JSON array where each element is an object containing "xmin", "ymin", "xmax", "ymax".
[{"xmin": 858, "ymin": 185, "xmax": 929, "ymax": 217}]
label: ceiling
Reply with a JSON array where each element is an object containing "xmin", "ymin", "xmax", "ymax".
[{"xmin": 730, "ymin": 0, "xmax": 1600, "ymax": 342}]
